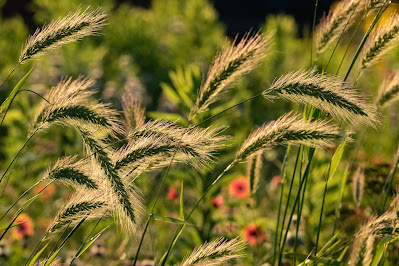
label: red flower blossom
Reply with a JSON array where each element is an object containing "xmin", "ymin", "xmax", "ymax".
[
  {"xmin": 12, "ymin": 214, "xmax": 34, "ymax": 240},
  {"xmin": 270, "ymin": 175, "xmax": 282, "ymax": 187},
  {"xmin": 167, "ymin": 186, "xmax": 179, "ymax": 201},
  {"xmin": 211, "ymin": 195, "xmax": 224, "ymax": 208},
  {"xmin": 242, "ymin": 222, "xmax": 266, "ymax": 246},
  {"xmin": 228, "ymin": 176, "xmax": 249, "ymax": 199}
]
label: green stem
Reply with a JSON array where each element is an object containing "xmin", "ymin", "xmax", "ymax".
[
  {"xmin": 343, "ymin": 4, "xmax": 389, "ymax": 81},
  {"xmin": 311, "ymin": 0, "xmax": 319, "ymax": 65},
  {"xmin": 272, "ymin": 145, "xmax": 291, "ymax": 266},
  {"xmin": 159, "ymin": 161, "xmax": 236, "ymax": 266},
  {"xmin": 278, "ymin": 148, "xmax": 315, "ymax": 266},
  {"xmin": 315, "ymin": 167, "xmax": 330, "ymax": 255},
  {"xmin": 0, "ymin": 62, "xmax": 20, "ymax": 90},
  {"xmin": 379, "ymin": 148, "xmax": 399, "ymax": 215}
]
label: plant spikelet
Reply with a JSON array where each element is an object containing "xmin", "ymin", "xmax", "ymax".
[
  {"xmin": 236, "ymin": 112, "xmax": 341, "ymax": 162},
  {"xmin": 247, "ymin": 151, "xmax": 263, "ymax": 196},
  {"xmin": 44, "ymin": 156, "xmax": 98, "ymax": 189},
  {"xmin": 189, "ymin": 33, "xmax": 271, "ymax": 120},
  {"xmin": 122, "ymin": 90, "xmax": 146, "ymax": 136},
  {"xmin": 79, "ymin": 129, "xmax": 145, "ymax": 235},
  {"xmin": 361, "ymin": 12, "xmax": 399, "ymax": 69},
  {"xmin": 376, "ymin": 72, "xmax": 399, "ymax": 108},
  {"xmin": 20, "ymin": 8, "xmax": 106, "ymax": 63},
  {"xmin": 32, "ymin": 76, "xmax": 122, "ymax": 137},
  {"xmin": 125, "ymin": 120, "xmax": 229, "ymax": 170},
  {"xmin": 352, "ymin": 167, "xmax": 365, "ymax": 207},
  {"xmin": 263, "ymin": 69, "xmax": 379, "ymax": 127},
  {"xmin": 316, "ymin": 0, "xmax": 361, "ymax": 54},
  {"xmin": 180, "ymin": 237, "xmax": 246, "ymax": 266},
  {"xmin": 48, "ymin": 188, "xmax": 110, "ymax": 233},
  {"xmin": 33, "ymin": 258, "xmax": 61, "ymax": 266}
]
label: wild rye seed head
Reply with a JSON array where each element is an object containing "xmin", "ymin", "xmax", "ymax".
[
  {"xmin": 121, "ymin": 90, "xmax": 146, "ymax": 136},
  {"xmin": 180, "ymin": 237, "xmax": 246, "ymax": 266},
  {"xmin": 316, "ymin": 0, "xmax": 361, "ymax": 54},
  {"xmin": 126, "ymin": 120, "xmax": 229, "ymax": 170},
  {"xmin": 44, "ymin": 156, "xmax": 98, "ymax": 190},
  {"xmin": 48, "ymin": 187, "xmax": 111, "ymax": 233},
  {"xmin": 247, "ymin": 151, "xmax": 263, "ymax": 196},
  {"xmin": 236, "ymin": 112, "xmax": 341, "ymax": 162},
  {"xmin": 376, "ymin": 72, "xmax": 399, "ymax": 108},
  {"xmin": 263, "ymin": 69, "xmax": 379, "ymax": 127},
  {"xmin": 189, "ymin": 32, "xmax": 272, "ymax": 120},
  {"xmin": 361, "ymin": 12, "xmax": 399, "ymax": 69},
  {"xmin": 31, "ymin": 76, "xmax": 123, "ymax": 137},
  {"xmin": 352, "ymin": 166, "xmax": 365, "ymax": 207},
  {"xmin": 20, "ymin": 8, "xmax": 106, "ymax": 63},
  {"xmin": 79, "ymin": 129, "xmax": 145, "ymax": 235}
]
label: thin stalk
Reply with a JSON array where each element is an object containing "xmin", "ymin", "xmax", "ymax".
[
  {"xmin": 278, "ymin": 148, "xmax": 315, "ymax": 266},
  {"xmin": 272, "ymin": 145, "xmax": 291, "ymax": 266},
  {"xmin": 159, "ymin": 161, "xmax": 236, "ymax": 266},
  {"xmin": 0, "ymin": 128, "xmax": 39, "ymax": 184},
  {"xmin": 311, "ymin": 0, "xmax": 319, "ymax": 65},
  {"xmin": 0, "ymin": 180, "xmax": 53, "ymax": 241},
  {"xmin": 315, "ymin": 166, "xmax": 331, "ymax": 254},
  {"xmin": 46, "ymin": 221, "xmax": 72, "ymax": 260},
  {"xmin": 379, "ymin": 150, "xmax": 399, "ymax": 215},
  {"xmin": 343, "ymin": 4, "xmax": 389, "ymax": 81},
  {"xmin": 324, "ymin": 2, "xmax": 361, "ymax": 72},
  {"xmin": 293, "ymin": 146, "xmax": 305, "ymax": 265},
  {"xmin": 336, "ymin": 11, "xmax": 369, "ymax": 75},
  {"xmin": 278, "ymin": 148, "xmax": 302, "ymax": 249},
  {"xmin": 0, "ymin": 178, "xmax": 45, "ymax": 222},
  {"xmin": 0, "ymin": 62, "xmax": 20, "ymax": 89}
]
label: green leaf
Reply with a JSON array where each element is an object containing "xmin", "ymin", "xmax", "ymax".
[
  {"xmin": 150, "ymin": 213, "xmax": 193, "ymax": 226},
  {"xmin": 0, "ymin": 67, "xmax": 34, "ymax": 115},
  {"xmin": 159, "ymin": 224, "xmax": 185, "ymax": 266},
  {"xmin": 328, "ymin": 137, "xmax": 347, "ymax": 182},
  {"xmin": 73, "ymin": 226, "xmax": 109, "ymax": 259},
  {"xmin": 16, "ymin": 194, "xmax": 41, "ymax": 216},
  {"xmin": 45, "ymin": 248, "xmax": 61, "ymax": 266},
  {"xmin": 0, "ymin": 222, "xmax": 25, "ymax": 231},
  {"xmin": 286, "ymin": 252, "xmax": 341, "ymax": 265},
  {"xmin": 371, "ymin": 239, "xmax": 388, "ymax": 266},
  {"xmin": 28, "ymin": 243, "xmax": 49, "ymax": 266},
  {"xmin": 180, "ymin": 181, "xmax": 184, "ymax": 220},
  {"xmin": 161, "ymin": 83, "xmax": 181, "ymax": 105}
]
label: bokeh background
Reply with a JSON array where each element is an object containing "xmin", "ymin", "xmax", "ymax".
[{"xmin": 0, "ymin": 0, "xmax": 399, "ymax": 265}]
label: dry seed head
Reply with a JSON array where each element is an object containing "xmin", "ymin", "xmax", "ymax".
[
  {"xmin": 79, "ymin": 129, "xmax": 145, "ymax": 235},
  {"xmin": 189, "ymin": 32, "xmax": 272, "ymax": 120},
  {"xmin": 361, "ymin": 12, "xmax": 399, "ymax": 69},
  {"xmin": 121, "ymin": 90, "xmax": 146, "ymax": 136},
  {"xmin": 49, "ymin": 187, "xmax": 111, "ymax": 233},
  {"xmin": 33, "ymin": 258, "xmax": 62, "ymax": 266},
  {"xmin": 247, "ymin": 151, "xmax": 263, "ymax": 195},
  {"xmin": 365, "ymin": 0, "xmax": 390, "ymax": 10},
  {"xmin": 236, "ymin": 112, "xmax": 341, "ymax": 162},
  {"xmin": 180, "ymin": 237, "xmax": 246, "ymax": 266},
  {"xmin": 376, "ymin": 72, "xmax": 399, "ymax": 108},
  {"xmin": 44, "ymin": 156, "xmax": 99, "ymax": 190},
  {"xmin": 20, "ymin": 8, "xmax": 106, "ymax": 63},
  {"xmin": 31, "ymin": 76, "xmax": 123, "ymax": 137},
  {"xmin": 352, "ymin": 167, "xmax": 365, "ymax": 207},
  {"xmin": 263, "ymin": 69, "xmax": 379, "ymax": 127},
  {"xmin": 316, "ymin": 0, "xmax": 361, "ymax": 54},
  {"xmin": 126, "ymin": 120, "xmax": 229, "ymax": 171}
]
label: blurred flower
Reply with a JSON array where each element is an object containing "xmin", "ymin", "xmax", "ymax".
[
  {"xmin": 270, "ymin": 175, "xmax": 282, "ymax": 187},
  {"xmin": 211, "ymin": 195, "xmax": 224, "ymax": 208},
  {"xmin": 167, "ymin": 186, "xmax": 179, "ymax": 201},
  {"xmin": 229, "ymin": 176, "xmax": 250, "ymax": 199},
  {"xmin": 242, "ymin": 222, "xmax": 266, "ymax": 246},
  {"xmin": 12, "ymin": 214, "xmax": 34, "ymax": 240},
  {"xmin": 34, "ymin": 183, "xmax": 55, "ymax": 202}
]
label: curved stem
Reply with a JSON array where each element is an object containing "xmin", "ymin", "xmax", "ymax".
[
  {"xmin": 0, "ymin": 62, "xmax": 20, "ymax": 89},
  {"xmin": 0, "ymin": 178, "xmax": 45, "ymax": 222},
  {"xmin": 0, "ymin": 128, "xmax": 39, "ymax": 185},
  {"xmin": 311, "ymin": 0, "xmax": 319, "ymax": 65}
]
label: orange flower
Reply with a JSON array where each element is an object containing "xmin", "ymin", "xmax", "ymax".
[
  {"xmin": 33, "ymin": 183, "xmax": 55, "ymax": 202},
  {"xmin": 167, "ymin": 186, "xmax": 179, "ymax": 201},
  {"xmin": 270, "ymin": 175, "xmax": 282, "ymax": 187},
  {"xmin": 211, "ymin": 195, "xmax": 224, "ymax": 208},
  {"xmin": 242, "ymin": 222, "xmax": 266, "ymax": 246},
  {"xmin": 12, "ymin": 214, "xmax": 34, "ymax": 240},
  {"xmin": 228, "ymin": 176, "xmax": 249, "ymax": 199}
]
